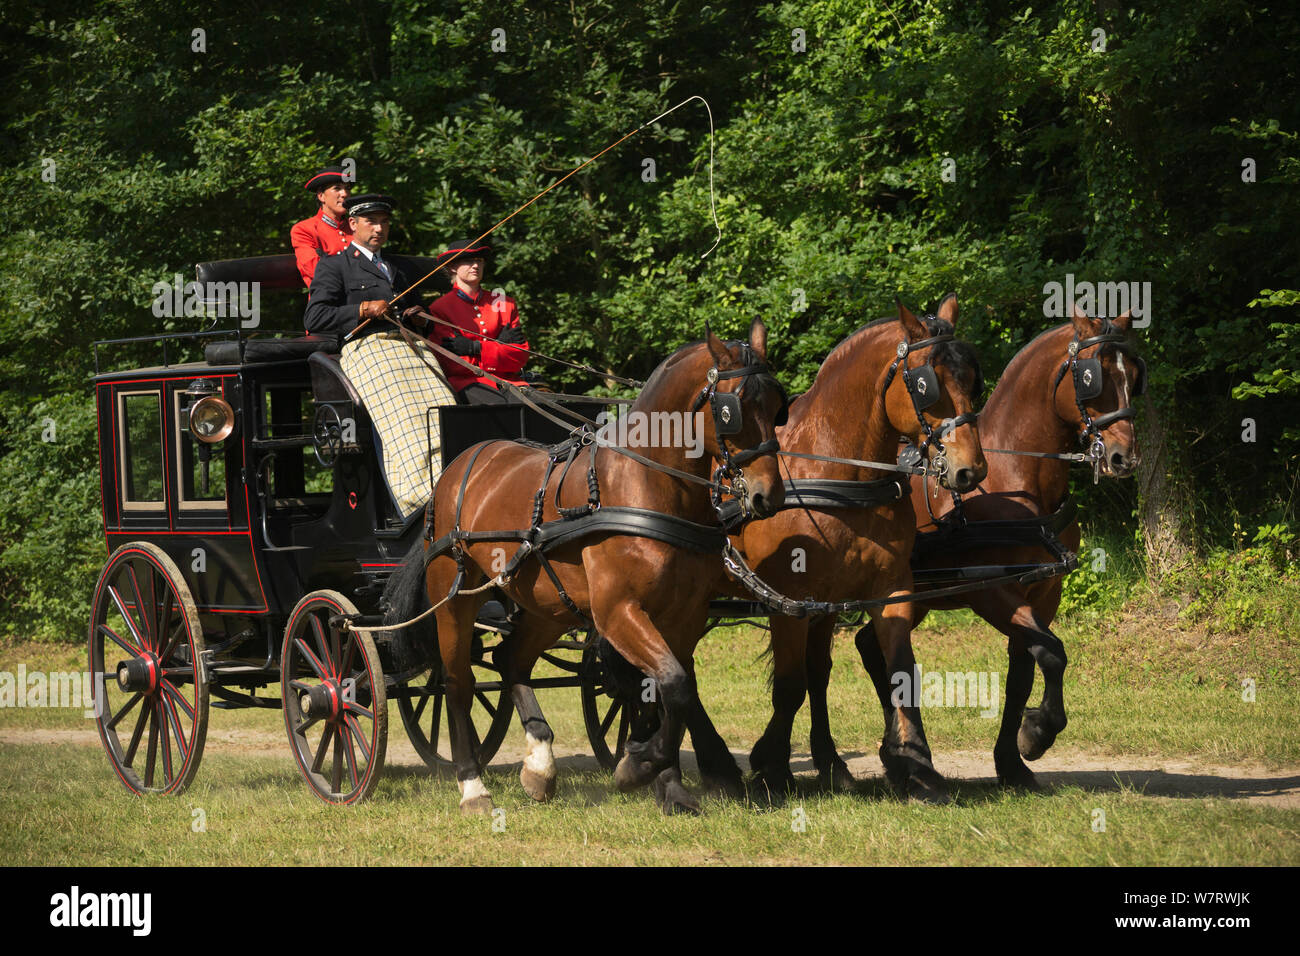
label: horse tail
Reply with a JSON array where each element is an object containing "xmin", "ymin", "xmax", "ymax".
[{"xmin": 381, "ymin": 539, "xmax": 437, "ymax": 674}]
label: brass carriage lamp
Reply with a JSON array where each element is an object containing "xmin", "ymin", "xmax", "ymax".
[{"xmin": 184, "ymin": 379, "xmax": 235, "ymax": 495}]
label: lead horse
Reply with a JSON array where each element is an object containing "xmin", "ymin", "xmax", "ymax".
[
  {"xmin": 386, "ymin": 320, "xmax": 789, "ymax": 814},
  {"xmin": 838, "ymin": 305, "xmax": 1144, "ymax": 789},
  {"xmin": 684, "ymin": 296, "xmax": 988, "ymax": 803}
]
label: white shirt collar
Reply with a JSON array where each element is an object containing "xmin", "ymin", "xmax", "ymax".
[{"xmin": 350, "ymin": 241, "xmax": 378, "ymax": 262}]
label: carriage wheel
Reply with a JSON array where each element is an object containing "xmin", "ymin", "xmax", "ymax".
[
  {"xmin": 396, "ymin": 628, "xmax": 512, "ymax": 768},
  {"xmin": 580, "ymin": 635, "xmax": 634, "ymax": 771},
  {"xmin": 88, "ymin": 542, "xmax": 208, "ymax": 796},
  {"xmin": 282, "ymin": 590, "xmax": 387, "ymax": 805},
  {"xmin": 312, "ymin": 404, "xmax": 344, "ymax": 468}
]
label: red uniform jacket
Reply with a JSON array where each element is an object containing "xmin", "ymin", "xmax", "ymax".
[
  {"xmin": 427, "ymin": 287, "xmax": 530, "ymax": 392},
  {"xmin": 290, "ymin": 209, "xmax": 354, "ymax": 287}
]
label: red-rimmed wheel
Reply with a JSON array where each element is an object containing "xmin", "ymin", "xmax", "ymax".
[
  {"xmin": 282, "ymin": 590, "xmax": 387, "ymax": 805},
  {"xmin": 88, "ymin": 542, "xmax": 208, "ymax": 796}
]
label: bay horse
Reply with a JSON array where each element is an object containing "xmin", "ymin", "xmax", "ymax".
[
  {"xmin": 836, "ymin": 304, "xmax": 1144, "ymax": 789},
  {"xmin": 686, "ymin": 296, "xmax": 988, "ymax": 803},
  {"xmin": 386, "ymin": 320, "xmax": 788, "ymax": 814}
]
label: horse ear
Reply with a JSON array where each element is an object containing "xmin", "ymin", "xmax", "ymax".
[
  {"xmin": 748, "ymin": 316, "xmax": 769, "ymax": 362},
  {"xmin": 897, "ymin": 297, "xmax": 927, "ymax": 340},
  {"xmin": 936, "ymin": 292, "xmax": 959, "ymax": 328},
  {"xmin": 1113, "ymin": 309, "xmax": 1133, "ymax": 331},
  {"xmin": 1069, "ymin": 301, "xmax": 1096, "ymax": 337},
  {"xmin": 705, "ymin": 321, "xmax": 731, "ymax": 367}
]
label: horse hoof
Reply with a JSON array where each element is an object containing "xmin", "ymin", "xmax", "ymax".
[
  {"xmin": 1017, "ymin": 709, "xmax": 1059, "ymax": 761},
  {"xmin": 653, "ymin": 774, "xmax": 702, "ymax": 816},
  {"xmin": 905, "ymin": 768, "xmax": 951, "ymax": 805},
  {"xmin": 613, "ymin": 754, "xmax": 655, "ymax": 792},
  {"xmin": 459, "ymin": 794, "xmax": 495, "ymax": 815},
  {"xmin": 520, "ymin": 766, "xmax": 557, "ymax": 802},
  {"xmin": 996, "ymin": 761, "xmax": 1042, "ymax": 791},
  {"xmin": 750, "ymin": 769, "xmax": 797, "ymax": 804},
  {"xmin": 818, "ymin": 758, "xmax": 856, "ymax": 793},
  {"xmin": 701, "ymin": 770, "xmax": 747, "ymax": 801}
]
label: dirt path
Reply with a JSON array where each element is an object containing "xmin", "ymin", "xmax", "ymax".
[{"xmin": 5, "ymin": 727, "xmax": 1297, "ymax": 807}]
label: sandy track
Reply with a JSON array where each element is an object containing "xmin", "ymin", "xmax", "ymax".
[{"xmin": 4, "ymin": 727, "xmax": 1297, "ymax": 807}]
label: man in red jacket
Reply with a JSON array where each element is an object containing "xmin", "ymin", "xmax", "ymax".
[
  {"xmin": 426, "ymin": 239, "xmax": 530, "ymax": 403},
  {"xmin": 290, "ymin": 165, "xmax": 354, "ymax": 287}
]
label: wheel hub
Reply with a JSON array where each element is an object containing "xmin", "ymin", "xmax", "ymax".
[
  {"xmin": 116, "ymin": 655, "xmax": 158, "ymax": 694},
  {"xmin": 300, "ymin": 681, "xmax": 340, "ymax": 719}
]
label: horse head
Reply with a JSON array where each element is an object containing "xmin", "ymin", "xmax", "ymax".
[
  {"xmin": 887, "ymin": 295, "xmax": 988, "ymax": 493},
  {"xmin": 1058, "ymin": 303, "xmax": 1143, "ymax": 478}
]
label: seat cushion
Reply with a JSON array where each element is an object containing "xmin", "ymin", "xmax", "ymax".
[{"xmin": 204, "ymin": 335, "xmax": 338, "ymax": 365}]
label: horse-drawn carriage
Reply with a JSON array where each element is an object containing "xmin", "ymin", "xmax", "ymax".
[
  {"xmin": 88, "ymin": 254, "xmax": 620, "ymax": 803},
  {"xmin": 88, "ymin": 257, "xmax": 1143, "ymax": 812}
]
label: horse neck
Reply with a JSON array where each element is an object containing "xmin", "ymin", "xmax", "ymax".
[
  {"xmin": 978, "ymin": 326, "xmax": 1078, "ymax": 510},
  {"xmin": 599, "ymin": 355, "xmax": 716, "ymax": 519},
  {"xmin": 782, "ymin": 327, "xmax": 900, "ymax": 480}
]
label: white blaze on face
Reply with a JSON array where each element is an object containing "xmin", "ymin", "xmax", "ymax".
[
  {"xmin": 1117, "ymin": 353, "xmax": 1130, "ymax": 405},
  {"xmin": 523, "ymin": 731, "xmax": 556, "ymax": 779}
]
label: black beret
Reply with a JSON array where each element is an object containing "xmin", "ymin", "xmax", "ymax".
[{"xmin": 304, "ymin": 166, "xmax": 349, "ymax": 191}]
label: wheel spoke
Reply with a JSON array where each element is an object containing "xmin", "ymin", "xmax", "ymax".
[
  {"xmin": 154, "ymin": 577, "xmax": 174, "ymax": 658},
  {"xmin": 331, "ymin": 727, "xmax": 343, "ymax": 793},
  {"xmin": 295, "ymin": 713, "xmax": 321, "ymax": 735},
  {"xmin": 475, "ymin": 690, "xmax": 497, "ymax": 717},
  {"xmin": 341, "ymin": 723, "xmax": 360, "ymax": 789},
  {"xmin": 294, "ymin": 638, "xmax": 330, "ymax": 681},
  {"xmin": 309, "ymin": 615, "xmax": 332, "ymax": 675},
  {"xmin": 107, "ymin": 586, "xmax": 147, "ymax": 650},
  {"xmin": 109, "ymin": 692, "xmax": 142, "ymax": 730},
  {"xmin": 344, "ymin": 701, "xmax": 373, "ymax": 721},
  {"xmin": 126, "ymin": 562, "xmax": 153, "ymax": 650},
  {"xmin": 161, "ymin": 680, "xmax": 195, "ymax": 720},
  {"xmin": 411, "ymin": 683, "xmax": 431, "ymax": 722},
  {"xmin": 98, "ymin": 621, "xmax": 141, "ymax": 659},
  {"xmin": 163, "ymin": 693, "xmax": 189, "ymax": 757},
  {"xmin": 429, "ymin": 691, "xmax": 443, "ymax": 752},
  {"xmin": 157, "ymin": 700, "xmax": 175, "ymax": 784},
  {"xmin": 600, "ymin": 697, "xmax": 622, "ymax": 736},
  {"xmin": 144, "ymin": 705, "xmax": 159, "ymax": 788},
  {"xmin": 616, "ymin": 706, "xmax": 630, "ymax": 755},
  {"xmin": 124, "ymin": 702, "xmax": 149, "ymax": 766},
  {"xmin": 328, "ymin": 619, "xmax": 341, "ymax": 679},
  {"xmin": 344, "ymin": 714, "xmax": 372, "ymax": 763},
  {"xmin": 339, "ymin": 633, "xmax": 357, "ymax": 682},
  {"xmin": 310, "ymin": 724, "xmax": 332, "ymax": 773}
]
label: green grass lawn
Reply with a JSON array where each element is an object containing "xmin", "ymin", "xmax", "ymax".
[{"xmin": 1, "ymin": 609, "xmax": 1297, "ymax": 866}]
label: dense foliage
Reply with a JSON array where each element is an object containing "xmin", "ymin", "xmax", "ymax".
[{"xmin": 1, "ymin": 0, "xmax": 1296, "ymax": 639}]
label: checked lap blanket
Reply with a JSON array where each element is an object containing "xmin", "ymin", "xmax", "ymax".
[{"xmin": 340, "ymin": 332, "xmax": 457, "ymax": 520}]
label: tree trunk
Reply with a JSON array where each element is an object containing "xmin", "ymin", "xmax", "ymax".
[{"xmin": 1136, "ymin": 397, "xmax": 1197, "ymax": 580}]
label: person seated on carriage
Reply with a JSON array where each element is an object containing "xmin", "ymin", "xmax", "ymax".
[
  {"xmin": 426, "ymin": 238, "xmax": 531, "ymax": 405},
  {"xmin": 303, "ymin": 193, "xmax": 457, "ymax": 520},
  {"xmin": 290, "ymin": 166, "xmax": 356, "ymax": 288}
]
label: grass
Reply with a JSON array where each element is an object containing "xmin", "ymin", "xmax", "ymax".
[{"xmin": 1, "ymin": 600, "xmax": 1298, "ymax": 865}]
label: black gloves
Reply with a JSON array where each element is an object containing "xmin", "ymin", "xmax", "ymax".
[
  {"xmin": 497, "ymin": 324, "xmax": 527, "ymax": 345},
  {"xmin": 442, "ymin": 334, "xmax": 482, "ymax": 358}
]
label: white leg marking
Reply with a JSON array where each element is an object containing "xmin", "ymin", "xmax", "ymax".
[
  {"xmin": 524, "ymin": 731, "xmax": 556, "ymax": 779},
  {"xmin": 459, "ymin": 776, "xmax": 490, "ymax": 800}
]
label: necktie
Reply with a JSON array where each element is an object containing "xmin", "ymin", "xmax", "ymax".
[{"xmin": 375, "ymin": 255, "xmax": 391, "ymax": 280}]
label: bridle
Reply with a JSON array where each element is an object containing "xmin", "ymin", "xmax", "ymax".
[
  {"xmin": 1051, "ymin": 319, "xmax": 1146, "ymax": 482},
  {"xmin": 690, "ymin": 341, "xmax": 789, "ymax": 522},
  {"xmin": 880, "ymin": 318, "xmax": 978, "ymax": 486}
]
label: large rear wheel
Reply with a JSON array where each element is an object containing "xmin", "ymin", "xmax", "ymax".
[{"xmin": 88, "ymin": 542, "xmax": 208, "ymax": 795}]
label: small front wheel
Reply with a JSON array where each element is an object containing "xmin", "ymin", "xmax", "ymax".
[{"xmin": 282, "ymin": 590, "xmax": 387, "ymax": 804}]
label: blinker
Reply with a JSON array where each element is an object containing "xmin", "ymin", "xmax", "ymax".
[
  {"xmin": 1073, "ymin": 358, "xmax": 1104, "ymax": 401},
  {"xmin": 909, "ymin": 364, "xmax": 941, "ymax": 412},
  {"xmin": 711, "ymin": 390, "xmax": 743, "ymax": 436}
]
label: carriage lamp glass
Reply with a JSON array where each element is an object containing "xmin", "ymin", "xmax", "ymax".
[{"xmin": 189, "ymin": 395, "xmax": 235, "ymax": 443}]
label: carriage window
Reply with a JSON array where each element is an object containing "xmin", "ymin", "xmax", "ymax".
[
  {"xmin": 118, "ymin": 391, "xmax": 165, "ymax": 508},
  {"xmin": 262, "ymin": 385, "xmax": 332, "ymax": 499},
  {"xmin": 175, "ymin": 391, "xmax": 227, "ymax": 508}
]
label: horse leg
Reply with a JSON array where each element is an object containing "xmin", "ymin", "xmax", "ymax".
[
  {"xmin": 685, "ymin": 671, "xmax": 745, "ymax": 799},
  {"xmin": 494, "ymin": 615, "xmax": 567, "ymax": 802},
  {"xmin": 806, "ymin": 617, "xmax": 855, "ymax": 792},
  {"xmin": 748, "ymin": 617, "xmax": 807, "ymax": 798},
  {"xmin": 853, "ymin": 618, "xmax": 895, "ymax": 729},
  {"xmin": 1016, "ymin": 617, "xmax": 1068, "ymax": 761},
  {"xmin": 992, "ymin": 635, "xmax": 1040, "ymax": 789},
  {"xmin": 602, "ymin": 610, "xmax": 700, "ymax": 815},
  {"xmin": 435, "ymin": 592, "xmax": 495, "ymax": 814},
  {"xmin": 873, "ymin": 603, "xmax": 949, "ymax": 804}
]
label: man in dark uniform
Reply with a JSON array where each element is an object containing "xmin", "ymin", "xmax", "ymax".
[
  {"xmin": 305, "ymin": 194, "xmax": 456, "ymax": 519},
  {"xmin": 290, "ymin": 165, "xmax": 354, "ymax": 287}
]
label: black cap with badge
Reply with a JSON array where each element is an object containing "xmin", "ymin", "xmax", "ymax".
[{"xmin": 344, "ymin": 194, "xmax": 396, "ymax": 218}]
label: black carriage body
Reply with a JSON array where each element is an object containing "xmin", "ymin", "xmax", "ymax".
[{"xmin": 93, "ymin": 254, "xmax": 605, "ymax": 671}]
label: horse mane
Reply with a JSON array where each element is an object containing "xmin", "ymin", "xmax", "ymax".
[{"xmin": 818, "ymin": 311, "xmax": 984, "ymax": 401}]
